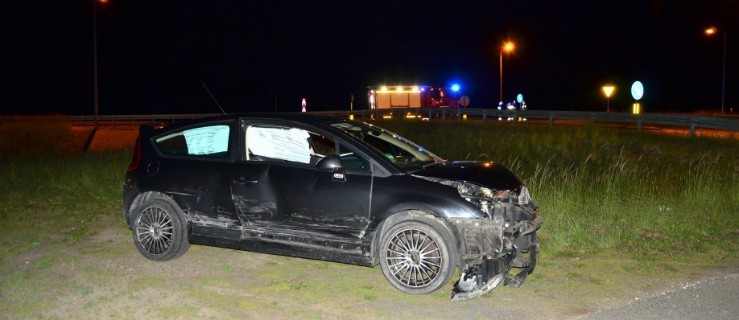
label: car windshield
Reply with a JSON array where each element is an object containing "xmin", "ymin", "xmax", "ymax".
[{"xmin": 330, "ymin": 121, "xmax": 443, "ymax": 171}]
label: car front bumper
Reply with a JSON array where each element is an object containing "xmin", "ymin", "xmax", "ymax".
[{"xmin": 449, "ymin": 211, "xmax": 542, "ymax": 301}]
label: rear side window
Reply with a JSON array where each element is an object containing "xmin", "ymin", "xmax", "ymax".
[{"xmin": 155, "ymin": 125, "xmax": 230, "ymax": 158}]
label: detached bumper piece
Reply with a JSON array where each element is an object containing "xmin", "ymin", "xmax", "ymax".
[{"xmin": 450, "ymin": 214, "xmax": 541, "ymax": 301}]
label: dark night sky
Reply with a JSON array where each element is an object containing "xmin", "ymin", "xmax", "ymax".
[{"xmin": 2, "ymin": 0, "xmax": 737, "ymax": 115}]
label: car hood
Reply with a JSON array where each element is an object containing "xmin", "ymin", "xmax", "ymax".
[{"xmin": 413, "ymin": 161, "xmax": 523, "ymax": 191}]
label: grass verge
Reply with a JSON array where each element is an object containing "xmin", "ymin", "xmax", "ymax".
[{"xmin": 378, "ymin": 119, "xmax": 738, "ymax": 264}]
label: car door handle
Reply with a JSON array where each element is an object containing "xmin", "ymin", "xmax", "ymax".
[
  {"xmin": 332, "ymin": 169, "xmax": 346, "ymax": 182},
  {"xmin": 233, "ymin": 177, "xmax": 258, "ymax": 185}
]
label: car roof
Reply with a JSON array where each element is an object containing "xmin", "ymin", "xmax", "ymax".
[{"xmin": 140, "ymin": 112, "xmax": 406, "ymax": 175}]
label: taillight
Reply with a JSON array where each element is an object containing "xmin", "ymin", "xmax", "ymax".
[{"xmin": 128, "ymin": 136, "xmax": 141, "ymax": 171}]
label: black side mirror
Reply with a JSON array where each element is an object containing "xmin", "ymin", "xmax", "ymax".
[{"xmin": 317, "ymin": 154, "xmax": 343, "ymax": 170}]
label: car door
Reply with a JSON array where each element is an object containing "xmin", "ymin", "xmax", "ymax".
[{"xmin": 230, "ymin": 120, "xmax": 372, "ymax": 242}]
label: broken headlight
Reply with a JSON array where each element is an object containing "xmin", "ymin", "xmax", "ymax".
[
  {"xmin": 517, "ymin": 186, "xmax": 532, "ymax": 206},
  {"xmin": 414, "ymin": 176, "xmax": 498, "ymax": 215},
  {"xmin": 415, "ymin": 176, "xmax": 536, "ymax": 217}
]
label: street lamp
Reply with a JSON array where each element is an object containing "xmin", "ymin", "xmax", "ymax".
[
  {"xmin": 500, "ymin": 41, "xmax": 515, "ymax": 104},
  {"xmin": 705, "ymin": 26, "xmax": 727, "ymax": 115},
  {"xmin": 93, "ymin": 0, "xmax": 109, "ymax": 129},
  {"xmin": 602, "ymin": 85, "xmax": 615, "ymax": 112}
]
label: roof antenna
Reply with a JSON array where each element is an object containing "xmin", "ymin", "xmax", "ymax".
[{"xmin": 202, "ymin": 82, "xmax": 227, "ymax": 115}]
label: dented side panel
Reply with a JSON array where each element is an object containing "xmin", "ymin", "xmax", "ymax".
[
  {"xmin": 231, "ymin": 162, "xmax": 372, "ymax": 240},
  {"xmin": 142, "ymin": 158, "xmax": 242, "ymax": 229},
  {"xmin": 229, "ymin": 162, "xmax": 276, "ymax": 225}
]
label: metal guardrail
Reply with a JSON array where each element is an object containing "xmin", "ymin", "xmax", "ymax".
[
  {"xmin": 71, "ymin": 113, "xmax": 223, "ymax": 127},
  {"xmin": 316, "ymin": 108, "xmax": 739, "ymax": 136},
  {"xmin": 71, "ymin": 113, "xmax": 224, "ymax": 122},
  {"xmin": 71, "ymin": 109, "xmax": 739, "ymax": 137}
]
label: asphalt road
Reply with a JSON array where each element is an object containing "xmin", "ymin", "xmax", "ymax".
[{"xmin": 582, "ymin": 273, "xmax": 739, "ymax": 320}]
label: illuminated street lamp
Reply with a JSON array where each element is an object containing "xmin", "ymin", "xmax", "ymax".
[
  {"xmin": 500, "ymin": 41, "xmax": 515, "ymax": 104},
  {"xmin": 705, "ymin": 26, "xmax": 727, "ymax": 114},
  {"xmin": 602, "ymin": 85, "xmax": 615, "ymax": 112}
]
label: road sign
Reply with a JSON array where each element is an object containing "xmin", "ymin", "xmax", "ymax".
[
  {"xmin": 459, "ymin": 96, "xmax": 470, "ymax": 107},
  {"xmin": 631, "ymin": 81, "xmax": 644, "ymax": 100}
]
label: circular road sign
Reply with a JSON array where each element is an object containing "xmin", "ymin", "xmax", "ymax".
[
  {"xmin": 459, "ymin": 95, "xmax": 470, "ymax": 107},
  {"xmin": 631, "ymin": 81, "xmax": 644, "ymax": 100}
]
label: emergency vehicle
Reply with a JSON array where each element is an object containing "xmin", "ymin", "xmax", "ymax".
[{"xmin": 368, "ymin": 85, "xmax": 462, "ymax": 109}]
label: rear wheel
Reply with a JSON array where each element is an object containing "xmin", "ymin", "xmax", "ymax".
[
  {"xmin": 132, "ymin": 198, "xmax": 189, "ymax": 261},
  {"xmin": 379, "ymin": 218, "xmax": 456, "ymax": 294}
]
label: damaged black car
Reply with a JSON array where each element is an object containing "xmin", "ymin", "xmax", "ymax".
[{"xmin": 123, "ymin": 114, "xmax": 542, "ymax": 300}]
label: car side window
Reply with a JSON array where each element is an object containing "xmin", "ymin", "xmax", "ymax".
[
  {"xmin": 246, "ymin": 126, "xmax": 336, "ymax": 166},
  {"xmin": 155, "ymin": 125, "xmax": 230, "ymax": 158},
  {"xmin": 339, "ymin": 144, "xmax": 371, "ymax": 172},
  {"xmin": 308, "ymin": 132, "xmax": 336, "ymax": 158},
  {"xmin": 244, "ymin": 124, "xmax": 370, "ymax": 172}
]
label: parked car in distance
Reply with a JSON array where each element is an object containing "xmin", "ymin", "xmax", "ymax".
[{"xmin": 123, "ymin": 114, "xmax": 542, "ymax": 300}]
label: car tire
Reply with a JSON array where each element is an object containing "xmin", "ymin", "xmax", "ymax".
[
  {"xmin": 132, "ymin": 197, "xmax": 189, "ymax": 261},
  {"xmin": 379, "ymin": 217, "xmax": 456, "ymax": 294}
]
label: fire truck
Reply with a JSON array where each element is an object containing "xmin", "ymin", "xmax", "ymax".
[{"xmin": 368, "ymin": 85, "xmax": 463, "ymax": 109}]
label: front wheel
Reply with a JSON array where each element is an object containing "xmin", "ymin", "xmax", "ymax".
[
  {"xmin": 379, "ymin": 219, "xmax": 456, "ymax": 294},
  {"xmin": 132, "ymin": 197, "xmax": 189, "ymax": 261}
]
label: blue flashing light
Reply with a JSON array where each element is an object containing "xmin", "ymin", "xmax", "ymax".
[{"xmin": 450, "ymin": 84, "xmax": 461, "ymax": 92}]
